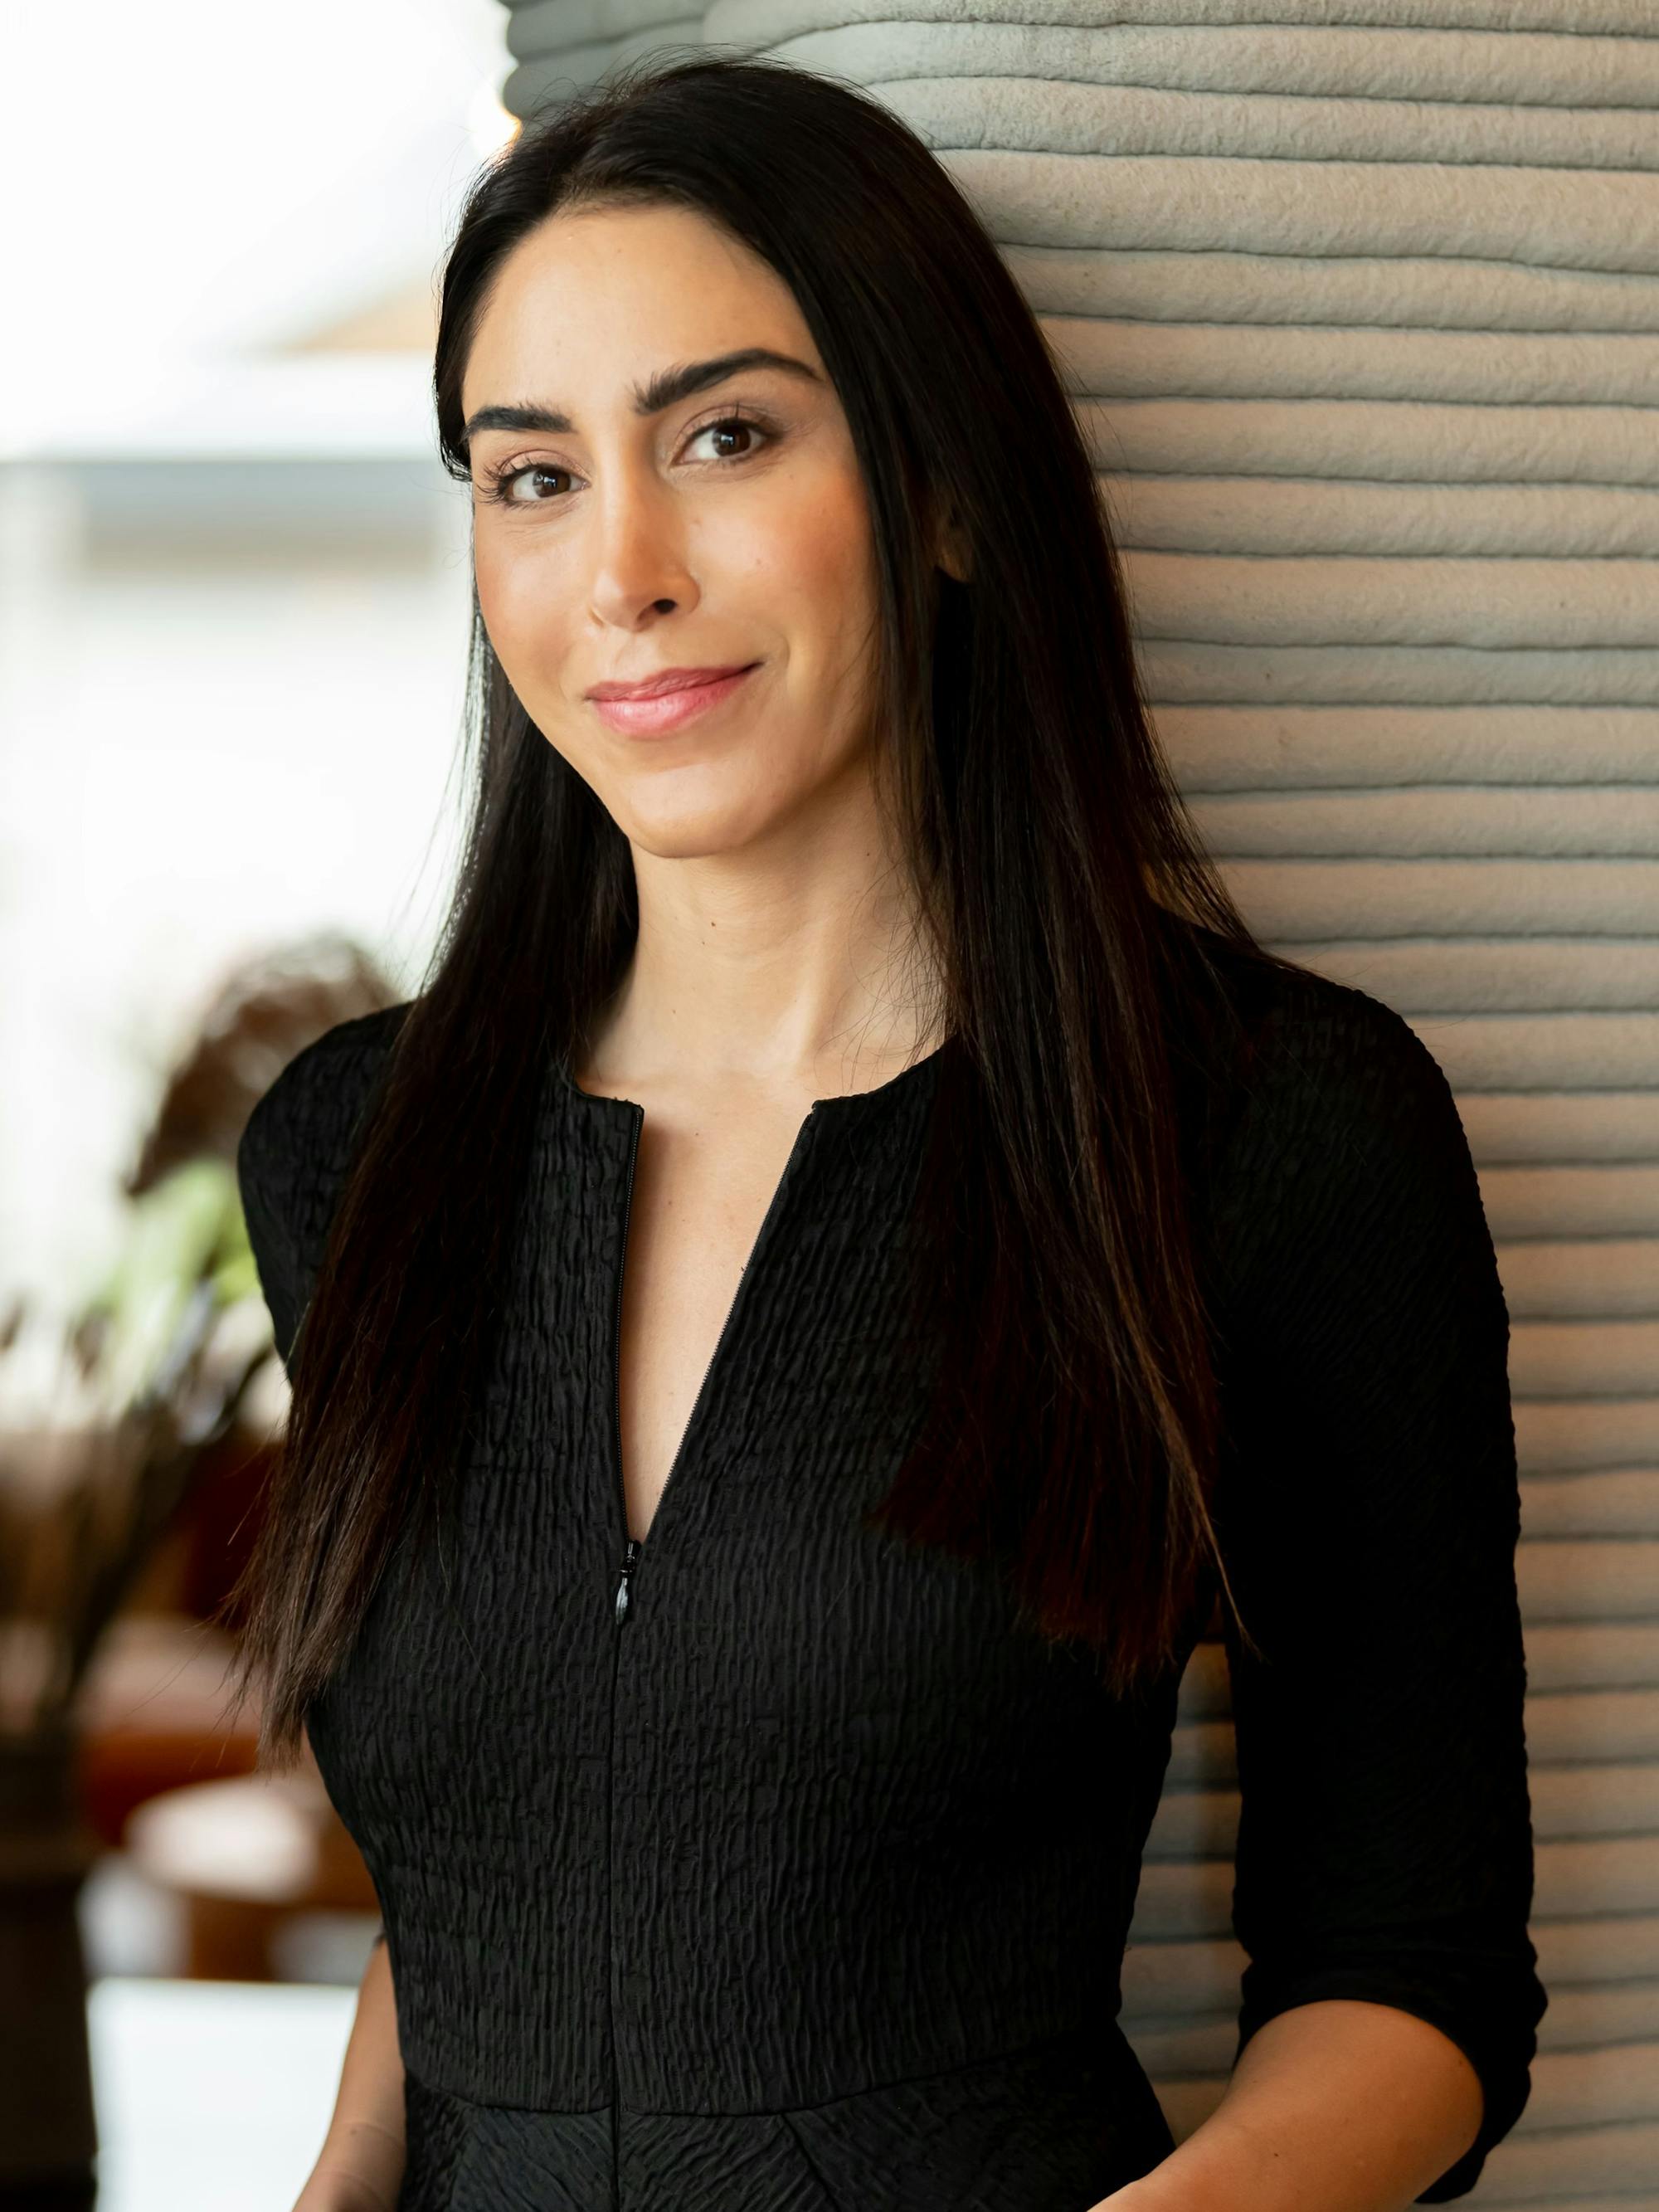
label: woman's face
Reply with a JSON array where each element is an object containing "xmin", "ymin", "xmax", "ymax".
[{"xmin": 460, "ymin": 201, "xmax": 893, "ymax": 860}]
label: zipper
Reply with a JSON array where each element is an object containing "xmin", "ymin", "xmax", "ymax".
[
  {"xmin": 614, "ymin": 1537, "xmax": 640, "ymax": 1623},
  {"xmin": 602, "ymin": 1094, "xmax": 818, "ymax": 2209},
  {"xmin": 610, "ymin": 1108, "xmax": 645, "ymax": 1625},
  {"xmin": 606, "ymin": 1108, "xmax": 642, "ymax": 2212}
]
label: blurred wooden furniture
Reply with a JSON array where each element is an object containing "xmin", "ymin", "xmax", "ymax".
[
  {"xmin": 124, "ymin": 1766, "xmax": 379, "ymax": 1981},
  {"xmin": 0, "ymin": 1727, "xmax": 100, "ymax": 2209},
  {"xmin": 66, "ymin": 1421, "xmax": 378, "ymax": 1978},
  {"xmin": 72, "ymin": 1613, "xmax": 261, "ymax": 1852},
  {"xmin": 66, "ymin": 1420, "xmax": 278, "ymax": 1849}
]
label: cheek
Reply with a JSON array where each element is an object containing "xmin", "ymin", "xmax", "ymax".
[
  {"xmin": 473, "ymin": 533, "xmax": 563, "ymax": 673},
  {"xmin": 726, "ymin": 479, "xmax": 880, "ymax": 721},
  {"xmin": 750, "ymin": 468, "xmax": 872, "ymax": 607}
]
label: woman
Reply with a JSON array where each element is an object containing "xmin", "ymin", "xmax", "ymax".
[{"xmin": 227, "ymin": 51, "xmax": 1545, "ymax": 2212}]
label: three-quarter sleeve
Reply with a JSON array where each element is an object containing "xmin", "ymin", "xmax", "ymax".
[{"xmin": 1206, "ymin": 977, "xmax": 1547, "ymax": 2202}]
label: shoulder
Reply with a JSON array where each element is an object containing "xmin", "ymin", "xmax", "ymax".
[
  {"xmin": 237, "ymin": 1000, "xmax": 413, "ymax": 1221},
  {"xmin": 1179, "ymin": 942, "xmax": 1504, "ymax": 1390},
  {"xmin": 1171, "ymin": 917, "xmax": 1462, "ymax": 1173},
  {"xmin": 1159, "ymin": 918, "xmax": 1484, "ymax": 1305}
]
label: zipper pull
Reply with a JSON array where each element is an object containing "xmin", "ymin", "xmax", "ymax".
[{"xmin": 615, "ymin": 1537, "xmax": 641, "ymax": 1624}]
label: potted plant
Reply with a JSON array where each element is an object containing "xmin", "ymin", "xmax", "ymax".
[{"xmin": 0, "ymin": 937, "xmax": 394, "ymax": 2205}]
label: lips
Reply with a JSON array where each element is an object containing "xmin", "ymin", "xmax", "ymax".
[
  {"xmin": 589, "ymin": 661, "xmax": 760, "ymax": 737},
  {"xmin": 587, "ymin": 663, "xmax": 757, "ymax": 701}
]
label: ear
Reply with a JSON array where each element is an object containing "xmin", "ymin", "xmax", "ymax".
[{"xmin": 927, "ymin": 494, "xmax": 973, "ymax": 584}]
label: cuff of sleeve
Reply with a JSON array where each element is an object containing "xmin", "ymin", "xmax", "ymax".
[{"xmin": 1235, "ymin": 1965, "xmax": 1539, "ymax": 2204}]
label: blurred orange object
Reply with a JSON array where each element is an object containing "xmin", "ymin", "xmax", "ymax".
[
  {"xmin": 124, "ymin": 1764, "xmax": 378, "ymax": 1981},
  {"xmin": 61, "ymin": 1421, "xmax": 280, "ymax": 1849},
  {"xmin": 72, "ymin": 1611, "xmax": 262, "ymax": 1851}
]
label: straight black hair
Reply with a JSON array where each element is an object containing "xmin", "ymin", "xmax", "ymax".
[{"xmin": 224, "ymin": 49, "xmax": 1311, "ymax": 1768}]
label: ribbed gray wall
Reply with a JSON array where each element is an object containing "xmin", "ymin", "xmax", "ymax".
[{"xmin": 495, "ymin": 4, "xmax": 1659, "ymax": 2200}]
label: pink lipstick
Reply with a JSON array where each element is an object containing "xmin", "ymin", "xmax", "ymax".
[{"xmin": 589, "ymin": 663, "xmax": 760, "ymax": 736}]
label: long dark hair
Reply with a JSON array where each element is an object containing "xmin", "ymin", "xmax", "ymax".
[{"xmin": 225, "ymin": 50, "xmax": 1310, "ymax": 1769}]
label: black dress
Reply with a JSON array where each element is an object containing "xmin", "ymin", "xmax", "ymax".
[{"xmin": 236, "ymin": 926, "xmax": 1546, "ymax": 2212}]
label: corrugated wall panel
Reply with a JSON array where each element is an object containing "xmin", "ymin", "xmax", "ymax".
[{"xmin": 497, "ymin": 2, "xmax": 1659, "ymax": 2197}]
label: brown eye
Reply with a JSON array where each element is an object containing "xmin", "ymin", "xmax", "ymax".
[
  {"xmin": 684, "ymin": 412, "xmax": 777, "ymax": 464},
  {"xmin": 486, "ymin": 462, "xmax": 572, "ymax": 505}
]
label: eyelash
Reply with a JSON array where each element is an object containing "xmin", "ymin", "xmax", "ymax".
[{"xmin": 479, "ymin": 407, "xmax": 779, "ymax": 508}]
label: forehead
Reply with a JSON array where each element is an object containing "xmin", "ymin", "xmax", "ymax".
[{"xmin": 460, "ymin": 202, "xmax": 815, "ymax": 413}]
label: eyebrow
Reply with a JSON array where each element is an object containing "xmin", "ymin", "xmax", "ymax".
[{"xmin": 461, "ymin": 347, "xmax": 824, "ymax": 451}]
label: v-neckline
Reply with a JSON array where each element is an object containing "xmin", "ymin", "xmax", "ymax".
[
  {"xmin": 608, "ymin": 1099, "xmax": 819, "ymax": 1552},
  {"xmin": 556, "ymin": 1035, "xmax": 952, "ymax": 1563}
]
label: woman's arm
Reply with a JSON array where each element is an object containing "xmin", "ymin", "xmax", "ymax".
[
  {"xmin": 293, "ymin": 1935, "xmax": 406, "ymax": 2212},
  {"xmin": 1106, "ymin": 982, "xmax": 1545, "ymax": 2210},
  {"xmin": 1097, "ymin": 1995, "xmax": 1484, "ymax": 2212}
]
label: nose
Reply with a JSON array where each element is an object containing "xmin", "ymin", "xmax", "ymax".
[{"xmin": 585, "ymin": 468, "xmax": 696, "ymax": 631}]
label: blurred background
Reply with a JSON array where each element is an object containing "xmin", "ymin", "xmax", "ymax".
[{"xmin": 0, "ymin": 2, "xmax": 513, "ymax": 2205}]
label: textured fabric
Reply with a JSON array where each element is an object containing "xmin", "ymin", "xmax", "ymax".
[{"xmin": 236, "ymin": 922, "xmax": 1545, "ymax": 2208}]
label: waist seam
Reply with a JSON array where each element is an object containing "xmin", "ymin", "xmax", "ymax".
[{"xmin": 407, "ymin": 2021, "xmax": 1125, "ymax": 2122}]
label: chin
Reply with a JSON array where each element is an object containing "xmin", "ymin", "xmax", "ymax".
[{"xmin": 621, "ymin": 806, "xmax": 777, "ymax": 861}]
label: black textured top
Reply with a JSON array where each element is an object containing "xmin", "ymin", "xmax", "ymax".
[{"xmin": 236, "ymin": 926, "xmax": 1545, "ymax": 2212}]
